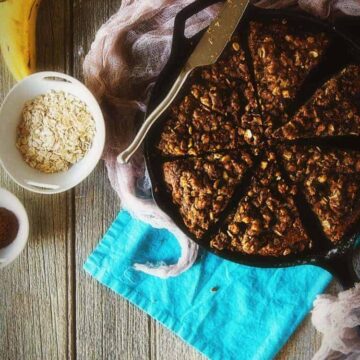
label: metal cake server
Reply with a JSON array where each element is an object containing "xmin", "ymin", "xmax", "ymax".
[{"xmin": 117, "ymin": 0, "xmax": 250, "ymax": 164}]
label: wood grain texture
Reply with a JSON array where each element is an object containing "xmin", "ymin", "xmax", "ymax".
[{"xmin": 0, "ymin": 0, "xmax": 356, "ymax": 359}]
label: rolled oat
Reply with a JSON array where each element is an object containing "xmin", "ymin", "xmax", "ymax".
[{"xmin": 16, "ymin": 90, "xmax": 95, "ymax": 173}]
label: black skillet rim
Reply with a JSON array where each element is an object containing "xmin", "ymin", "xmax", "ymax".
[{"xmin": 144, "ymin": 4, "xmax": 360, "ymax": 269}]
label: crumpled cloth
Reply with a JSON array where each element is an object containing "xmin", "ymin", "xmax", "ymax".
[
  {"xmin": 83, "ymin": 0, "xmax": 219, "ymax": 278},
  {"xmin": 312, "ymin": 283, "xmax": 360, "ymax": 360},
  {"xmin": 83, "ymin": 0, "xmax": 360, "ymax": 356},
  {"xmin": 84, "ymin": 210, "xmax": 333, "ymax": 360}
]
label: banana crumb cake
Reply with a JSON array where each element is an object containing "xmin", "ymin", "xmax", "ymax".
[
  {"xmin": 249, "ymin": 18, "xmax": 330, "ymax": 134},
  {"xmin": 154, "ymin": 17, "xmax": 360, "ymax": 257},
  {"xmin": 210, "ymin": 151, "xmax": 312, "ymax": 256},
  {"xmin": 163, "ymin": 150, "xmax": 254, "ymax": 238},
  {"xmin": 281, "ymin": 145, "xmax": 360, "ymax": 243}
]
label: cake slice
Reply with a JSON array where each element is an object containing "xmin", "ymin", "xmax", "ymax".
[
  {"xmin": 273, "ymin": 65, "xmax": 360, "ymax": 140},
  {"xmin": 189, "ymin": 37, "xmax": 263, "ymax": 146},
  {"xmin": 195, "ymin": 34, "xmax": 254, "ymax": 84},
  {"xmin": 162, "ymin": 150, "xmax": 254, "ymax": 238},
  {"xmin": 248, "ymin": 18, "xmax": 330, "ymax": 134},
  {"xmin": 157, "ymin": 95, "xmax": 245, "ymax": 156},
  {"xmin": 281, "ymin": 145, "xmax": 360, "ymax": 242},
  {"xmin": 210, "ymin": 151, "xmax": 311, "ymax": 256}
]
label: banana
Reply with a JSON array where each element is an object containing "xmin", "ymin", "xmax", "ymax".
[{"xmin": 0, "ymin": 0, "xmax": 41, "ymax": 81}]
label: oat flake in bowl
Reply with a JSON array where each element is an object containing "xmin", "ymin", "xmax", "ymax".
[{"xmin": 16, "ymin": 90, "xmax": 96, "ymax": 173}]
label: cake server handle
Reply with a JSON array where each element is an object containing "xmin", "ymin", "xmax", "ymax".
[{"xmin": 117, "ymin": 65, "xmax": 192, "ymax": 164}]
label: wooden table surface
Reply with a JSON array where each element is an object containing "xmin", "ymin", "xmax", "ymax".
[{"xmin": 0, "ymin": 1, "xmax": 346, "ymax": 359}]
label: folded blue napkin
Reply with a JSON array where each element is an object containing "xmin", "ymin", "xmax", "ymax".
[{"xmin": 84, "ymin": 210, "xmax": 332, "ymax": 360}]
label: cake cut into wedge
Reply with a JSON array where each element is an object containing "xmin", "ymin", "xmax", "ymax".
[
  {"xmin": 157, "ymin": 36, "xmax": 265, "ymax": 156},
  {"xmin": 273, "ymin": 65, "xmax": 360, "ymax": 140},
  {"xmin": 249, "ymin": 18, "xmax": 330, "ymax": 134},
  {"xmin": 157, "ymin": 95, "xmax": 243, "ymax": 156},
  {"xmin": 194, "ymin": 33, "xmax": 254, "ymax": 84},
  {"xmin": 210, "ymin": 152, "xmax": 312, "ymax": 256},
  {"xmin": 281, "ymin": 145, "xmax": 360, "ymax": 242},
  {"xmin": 189, "ymin": 37, "xmax": 264, "ymax": 146},
  {"xmin": 162, "ymin": 150, "xmax": 254, "ymax": 238}
]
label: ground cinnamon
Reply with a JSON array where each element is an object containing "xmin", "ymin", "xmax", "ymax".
[{"xmin": 0, "ymin": 207, "xmax": 19, "ymax": 249}]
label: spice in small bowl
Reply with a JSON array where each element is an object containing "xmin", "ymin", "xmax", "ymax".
[
  {"xmin": 16, "ymin": 90, "xmax": 96, "ymax": 174},
  {"xmin": 0, "ymin": 207, "xmax": 19, "ymax": 249}
]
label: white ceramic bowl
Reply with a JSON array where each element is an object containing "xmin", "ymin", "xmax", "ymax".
[
  {"xmin": 0, "ymin": 188, "xmax": 29, "ymax": 269},
  {"xmin": 0, "ymin": 71, "xmax": 106, "ymax": 194}
]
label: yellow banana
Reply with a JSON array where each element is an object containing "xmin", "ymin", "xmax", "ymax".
[{"xmin": 0, "ymin": 0, "xmax": 41, "ymax": 81}]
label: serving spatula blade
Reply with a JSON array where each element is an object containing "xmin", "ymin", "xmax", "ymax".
[{"xmin": 188, "ymin": 0, "xmax": 250, "ymax": 68}]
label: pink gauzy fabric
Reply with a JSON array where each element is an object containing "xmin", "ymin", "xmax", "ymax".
[
  {"xmin": 83, "ymin": 0, "xmax": 221, "ymax": 279},
  {"xmin": 312, "ymin": 284, "xmax": 360, "ymax": 360},
  {"xmin": 83, "ymin": 0, "xmax": 360, "ymax": 356}
]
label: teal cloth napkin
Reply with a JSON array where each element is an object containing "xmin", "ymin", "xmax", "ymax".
[{"xmin": 84, "ymin": 210, "xmax": 332, "ymax": 360}]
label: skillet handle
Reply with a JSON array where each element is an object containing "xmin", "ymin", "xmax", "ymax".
[
  {"xmin": 318, "ymin": 251, "xmax": 359, "ymax": 290},
  {"xmin": 171, "ymin": 0, "xmax": 225, "ymax": 57},
  {"xmin": 334, "ymin": 18, "xmax": 360, "ymax": 50}
]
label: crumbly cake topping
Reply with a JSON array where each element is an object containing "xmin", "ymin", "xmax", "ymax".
[
  {"xmin": 248, "ymin": 19, "xmax": 330, "ymax": 134},
  {"xmin": 158, "ymin": 38, "xmax": 264, "ymax": 155},
  {"xmin": 158, "ymin": 96, "xmax": 242, "ymax": 156},
  {"xmin": 211, "ymin": 152, "xmax": 311, "ymax": 256},
  {"xmin": 281, "ymin": 145, "xmax": 360, "ymax": 242},
  {"xmin": 273, "ymin": 65, "xmax": 360, "ymax": 140},
  {"xmin": 163, "ymin": 150, "xmax": 254, "ymax": 238}
]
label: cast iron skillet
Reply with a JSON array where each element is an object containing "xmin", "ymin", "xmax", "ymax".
[{"xmin": 144, "ymin": 0, "xmax": 360, "ymax": 290}]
